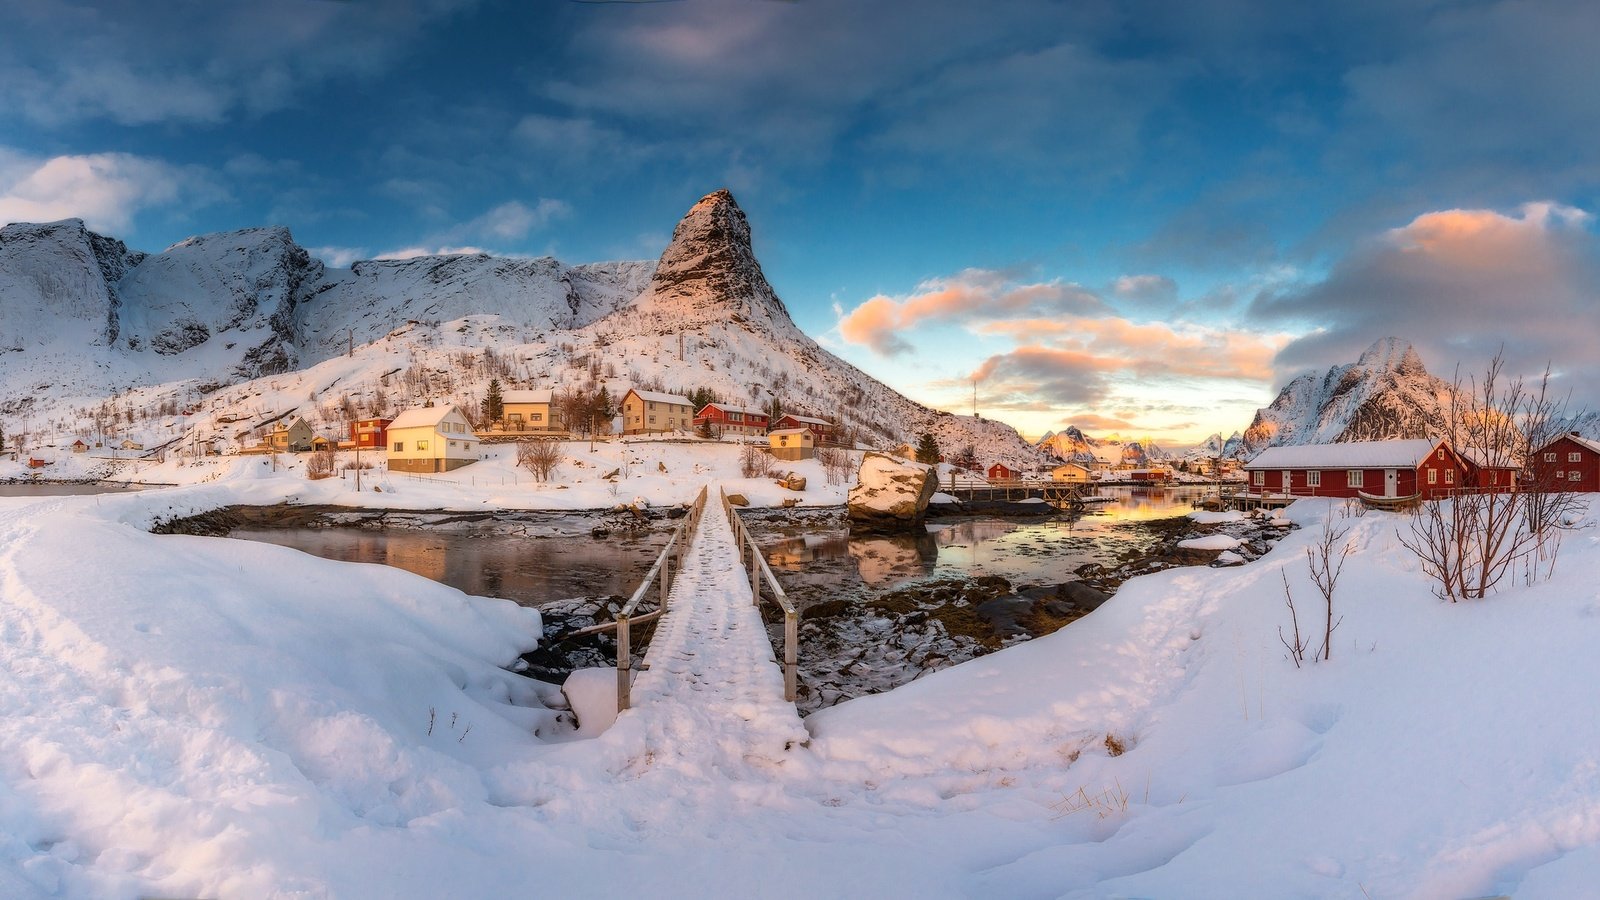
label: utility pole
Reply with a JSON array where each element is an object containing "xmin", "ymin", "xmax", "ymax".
[
  {"xmin": 348, "ymin": 329, "xmax": 354, "ymax": 358},
  {"xmin": 972, "ymin": 379, "xmax": 978, "ymax": 418}
]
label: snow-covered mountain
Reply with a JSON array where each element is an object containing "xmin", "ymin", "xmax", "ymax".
[
  {"xmin": 1238, "ymin": 337, "xmax": 1452, "ymax": 456},
  {"xmin": 1036, "ymin": 425, "xmax": 1165, "ymax": 467},
  {"xmin": 0, "ymin": 191, "xmax": 1046, "ymax": 468}
]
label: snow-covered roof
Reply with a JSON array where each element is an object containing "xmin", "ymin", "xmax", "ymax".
[
  {"xmin": 389, "ymin": 405, "xmax": 462, "ymax": 430},
  {"xmin": 779, "ymin": 414, "xmax": 831, "ymax": 426},
  {"xmin": 1535, "ymin": 433, "xmax": 1600, "ymax": 456},
  {"xmin": 502, "ymin": 389, "xmax": 554, "ymax": 404},
  {"xmin": 1459, "ymin": 447, "xmax": 1521, "ymax": 468},
  {"xmin": 1244, "ymin": 439, "xmax": 1440, "ymax": 470},
  {"xmin": 627, "ymin": 389, "xmax": 693, "ymax": 407},
  {"xmin": 768, "ymin": 427, "xmax": 812, "ymax": 438},
  {"xmin": 699, "ymin": 403, "xmax": 766, "ymax": 417}
]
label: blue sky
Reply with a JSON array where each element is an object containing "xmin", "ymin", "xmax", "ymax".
[{"xmin": 4, "ymin": 0, "xmax": 1600, "ymax": 443}]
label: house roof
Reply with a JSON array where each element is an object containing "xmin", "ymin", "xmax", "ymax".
[
  {"xmin": 778, "ymin": 414, "xmax": 831, "ymax": 426},
  {"xmin": 1244, "ymin": 439, "xmax": 1442, "ymax": 470},
  {"xmin": 698, "ymin": 403, "xmax": 767, "ymax": 417},
  {"xmin": 1535, "ymin": 433, "xmax": 1600, "ymax": 456},
  {"xmin": 1460, "ymin": 447, "xmax": 1522, "ymax": 469},
  {"xmin": 768, "ymin": 427, "xmax": 812, "ymax": 437},
  {"xmin": 502, "ymin": 389, "xmax": 554, "ymax": 404},
  {"xmin": 389, "ymin": 405, "xmax": 461, "ymax": 430},
  {"xmin": 626, "ymin": 389, "xmax": 693, "ymax": 407},
  {"xmin": 1052, "ymin": 462, "xmax": 1089, "ymax": 470}
]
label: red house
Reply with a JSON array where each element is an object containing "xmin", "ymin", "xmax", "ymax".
[
  {"xmin": 1129, "ymin": 468, "xmax": 1172, "ymax": 483},
  {"xmin": 771, "ymin": 414, "xmax": 838, "ymax": 446},
  {"xmin": 349, "ymin": 417, "xmax": 393, "ymax": 450},
  {"xmin": 1460, "ymin": 448, "xmax": 1521, "ymax": 492},
  {"xmin": 693, "ymin": 403, "xmax": 769, "ymax": 437},
  {"xmin": 1243, "ymin": 439, "xmax": 1468, "ymax": 500},
  {"xmin": 987, "ymin": 463, "xmax": 1017, "ymax": 481},
  {"xmin": 1528, "ymin": 433, "xmax": 1600, "ymax": 492}
]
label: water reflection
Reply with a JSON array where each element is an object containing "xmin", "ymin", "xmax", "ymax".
[
  {"xmin": 229, "ymin": 525, "xmax": 669, "ymax": 608},
  {"xmin": 756, "ymin": 485, "xmax": 1210, "ymax": 600}
]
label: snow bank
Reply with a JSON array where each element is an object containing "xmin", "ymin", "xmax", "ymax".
[
  {"xmin": 1176, "ymin": 533, "xmax": 1244, "ymax": 551},
  {"xmin": 1188, "ymin": 509, "xmax": 1245, "ymax": 524}
]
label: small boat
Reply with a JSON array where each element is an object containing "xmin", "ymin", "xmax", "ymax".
[{"xmin": 1357, "ymin": 490, "xmax": 1422, "ymax": 510}]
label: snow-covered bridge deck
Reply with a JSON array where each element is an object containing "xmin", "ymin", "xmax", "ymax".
[{"xmin": 614, "ymin": 488, "xmax": 807, "ymax": 758}]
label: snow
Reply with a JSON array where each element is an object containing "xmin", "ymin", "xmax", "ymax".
[
  {"xmin": 1188, "ymin": 509, "xmax": 1245, "ymax": 524},
  {"xmin": 4, "ymin": 470, "xmax": 1600, "ymax": 896},
  {"xmin": 626, "ymin": 389, "xmax": 693, "ymax": 407},
  {"xmin": 1245, "ymin": 438, "xmax": 1440, "ymax": 469},
  {"xmin": 1176, "ymin": 533, "xmax": 1244, "ymax": 550},
  {"xmin": 561, "ymin": 668, "xmax": 619, "ymax": 737}
]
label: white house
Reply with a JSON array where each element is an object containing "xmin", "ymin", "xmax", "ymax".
[{"xmin": 387, "ymin": 404, "xmax": 480, "ymax": 473}]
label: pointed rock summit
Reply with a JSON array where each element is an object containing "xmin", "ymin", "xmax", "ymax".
[
  {"xmin": 639, "ymin": 189, "xmax": 795, "ymax": 329},
  {"xmin": 1239, "ymin": 337, "xmax": 1451, "ymax": 454}
]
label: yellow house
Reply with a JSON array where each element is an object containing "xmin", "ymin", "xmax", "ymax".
[
  {"xmin": 768, "ymin": 427, "xmax": 815, "ymax": 461},
  {"xmin": 387, "ymin": 404, "xmax": 480, "ymax": 473},
  {"xmin": 1051, "ymin": 462, "xmax": 1091, "ymax": 484},
  {"xmin": 621, "ymin": 389, "xmax": 694, "ymax": 435},
  {"xmin": 502, "ymin": 389, "xmax": 562, "ymax": 433}
]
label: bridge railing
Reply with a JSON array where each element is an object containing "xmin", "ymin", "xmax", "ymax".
[
  {"xmin": 614, "ymin": 484, "xmax": 709, "ymax": 712},
  {"xmin": 720, "ymin": 488, "xmax": 799, "ymax": 702}
]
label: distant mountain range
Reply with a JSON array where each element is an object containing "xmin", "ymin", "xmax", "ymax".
[{"xmin": 0, "ymin": 191, "xmax": 1050, "ymax": 468}]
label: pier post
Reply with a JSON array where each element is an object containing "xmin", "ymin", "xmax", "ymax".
[{"xmin": 616, "ymin": 616, "xmax": 631, "ymax": 712}]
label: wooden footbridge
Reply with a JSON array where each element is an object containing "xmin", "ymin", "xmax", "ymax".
[{"xmin": 589, "ymin": 484, "xmax": 806, "ymax": 751}]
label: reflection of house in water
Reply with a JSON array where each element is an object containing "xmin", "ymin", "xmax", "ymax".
[{"xmin": 382, "ymin": 539, "xmax": 449, "ymax": 584}]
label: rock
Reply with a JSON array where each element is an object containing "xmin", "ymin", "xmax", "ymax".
[
  {"xmin": 781, "ymin": 497, "xmax": 800, "ymax": 508},
  {"xmin": 847, "ymin": 452, "xmax": 937, "ymax": 530},
  {"xmin": 726, "ymin": 493, "xmax": 749, "ymax": 506},
  {"xmin": 1059, "ymin": 581, "xmax": 1111, "ymax": 612},
  {"xmin": 658, "ymin": 461, "xmax": 667, "ymax": 473},
  {"xmin": 782, "ymin": 473, "xmax": 807, "ymax": 491},
  {"xmin": 602, "ymin": 468, "xmax": 620, "ymax": 480},
  {"xmin": 590, "ymin": 526, "xmax": 610, "ymax": 539}
]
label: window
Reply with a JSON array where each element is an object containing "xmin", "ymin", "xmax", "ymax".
[
  {"xmin": 1307, "ymin": 470, "xmax": 1321, "ymax": 487},
  {"xmin": 1428, "ymin": 469, "xmax": 1437, "ymax": 485},
  {"xmin": 450, "ymin": 440, "xmax": 458, "ymax": 448},
  {"xmin": 1347, "ymin": 470, "xmax": 1364, "ymax": 487},
  {"xmin": 393, "ymin": 441, "xmax": 403, "ymax": 452},
  {"xmin": 1557, "ymin": 470, "xmax": 1566, "ymax": 478},
  {"xmin": 530, "ymin": 413, "xmax": 542, "ymax": 422},
  {"xmin": 1445, "ymin": 469, "xmax": 1455, "ymax": 484},
  {"xmin": 649, "ymin": 415, "xmax": 657, "ymax": 424},
  {"xmin": 1252, "ymin": 471, "xmax": 1265, "ymax": 486},
  {"xmin": 1437, "ymin": 448, "xmax": 1445, "ymax": 460},
  {"xmin": 1570, "ymin": 471, "xmax": 1582, "ymax": 482},
  {"xmin": 417, "ymin": 440, "xmax": 429, "ymax": 451},
  {"xmin": 1545, "ymin": 452, "xmax": 1557, "ymax": 462},
  {"xmin": 1570, "ymin": 452, "xmax": 1583, "ymax": 463}
]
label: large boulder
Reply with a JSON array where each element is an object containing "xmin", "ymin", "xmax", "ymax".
[{"xmin": 848, "ymin": 452, "xmax": 938, "ymax": 530}]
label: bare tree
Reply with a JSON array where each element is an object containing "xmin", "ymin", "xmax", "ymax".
[
  {"xmin": 1306, "ymin": 516, "xmax": 1350, "ymax": 660},
  {"xmin": 1278, "ymin": 571, "xmax": 1309, "ymax": 668},
  {"xmin": 1400, "ymin": 351, "xmax": 1583, "ymax": 600},
  {"xmin": 817, "ymin": 445, "xmax": 852, "ymax": 486},
  {"xmin": 306, "ymin": 446, "xmax": 336, "ymax": 480},
  {"xmin": 517, "ymin": 439, "xmax": 562, "ymax": 482},
  {"xmin": 739, "ymin": 442, "xmax": 767, "ymax": 479}
]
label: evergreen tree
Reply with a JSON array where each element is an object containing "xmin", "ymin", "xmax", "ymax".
[
  {"xmin": 915, "ymin": 432, "xmax": 941, "ymax": 465},
  {"xmin": 482, "ymin": 378, "xmax": 504, "ymax": 423},
  {"xmin": 593, "ymin": 386, "xmax": 615, "ymax": 419},
  {"xmin": 767, "ymin": 396, "xmax": 783, "ymax": 424},
  {"xmin": 0, "ymin": 423, "xmax": 5, "ymax": 453}
]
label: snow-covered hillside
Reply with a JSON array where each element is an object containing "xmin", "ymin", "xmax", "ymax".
[
  {"xmin": 0, "ymin": 192, "xmax": 1045, "ymax": 469},
  {"xmin": 1036, "ymin": 425, "xmax": 1166, "ymax": 467},
  {"xmin": 1238, "ymin": 337, "xmax": 1453, "ymax": 455}
]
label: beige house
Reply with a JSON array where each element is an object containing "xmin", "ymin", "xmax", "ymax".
[
  {"xmin": 266, "ymin": 417, "xmax": 315, "ymax": 452},
  {"xmin": 502, "ymin": 389, "xmax": 562, "ymax": 433},
  {"xmin": 1051, "ymin": 462, "xmax": 1091, "ymax": 484},
  {"xmin": 768, "ymin": 427, "xmax": 815, "ymax": 461},
  {"xmin": 621, "ymin": 389, "xmax": 694, "ymax": 435},
  {"xmin": 387, "ymin": 404, "xmax": 481, "ymax": 473}
]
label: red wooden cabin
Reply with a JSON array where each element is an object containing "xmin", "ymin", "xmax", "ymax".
[
  {"xmin": 987, "ymin": 463, "xmax": 1017, "ymax": 481},
  {"xmin": 349, "ymin": 417, "xmax": 393, "ymax": 450},
  {"xmin": 1243, "ymin": 439, "xmax": 1468, "ymax": 500},
  {"xmin": 693, "ymin": 403, "xmax": 770, "ymax": 437},
  {"xmin": 1527, "ymin": 433, "xmax": 1600, "ymax": 492},
  {"xmin": 771, "ymin": 414, "xmax": 838, "ymax": 446}
]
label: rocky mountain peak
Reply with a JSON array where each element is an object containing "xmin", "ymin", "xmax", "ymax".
[
  {"xmin": 1355, "ymin": 336, "xmax": 1425, "ymax": 377},
  {"xmin": 638, "ymin": 189, "xmax": 795, "ymax": 329}
]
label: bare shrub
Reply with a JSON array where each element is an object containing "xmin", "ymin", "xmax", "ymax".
[
  {"xmin": 1278, "ymin": 570, "xmax": 1309, "ymax": 668},
  {"xmin": 517, "ymin": 439, "xmax": 563, "ymax": 482},
  {"xmin": 817, "ymin": 445, "xmax": 852, "ymax": 486},
  {"xmin": 306, "ymin": 447, "xmax": 335, "ymax": 480},
  {"xmin": 739, "ymin": 442, "xmax": 767, "ymax": 478},
  {"xmin": 1306, "ymin": 516, "xmax": 1350, "ymax": 661}
]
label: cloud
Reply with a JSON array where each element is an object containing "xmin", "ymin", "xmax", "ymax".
[
  {"xmin": 310, "ymin": 246, "xmax": 368, "ymax": 268},
  {"xmin": 837, "ymin": 269, "xmax": 1106, "ymax": 355},
  {"xmin": 373, "ymin": 245, "xmax": 489, "ymax": 261},
  {"xmin": 472, "ymin": 199, "xmax": 570, "ymax": 241},
  {"xmin": 0, "ymin": 148, "xmax": 219, "ymax": 233},
  {"xmin": 1111, "ymin": 274, "xmax": 1178, "ymax": 305},
  {"xmin": 1252, "ymin": 201, "xmax": 1600, "ymax": 396},
  {"xmin": 0, "ymin": 1, "xmax": 470, "ymax": 126}
]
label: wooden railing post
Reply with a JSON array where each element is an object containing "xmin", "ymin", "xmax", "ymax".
[
  {"xmin": 616, "ymin": 615, "xmax": 631, "ymax": 712},
  {"xmin": 784, "ymin": 610, "xmax": 798, "ymax": 702}
]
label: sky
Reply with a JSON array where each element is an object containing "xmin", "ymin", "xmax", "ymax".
[{"xmin": 3, "ymin": 0, "xmax": 1599, "ymax": 444}]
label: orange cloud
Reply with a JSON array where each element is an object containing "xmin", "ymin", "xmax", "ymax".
[{"xmin": 836, "ymin": 268, "xmax": 1104, "ymax": 355}]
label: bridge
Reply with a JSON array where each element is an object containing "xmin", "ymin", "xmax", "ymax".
[{"xmin": 600, "ymin": 485, "xmax": 807, "ymax": 753}]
